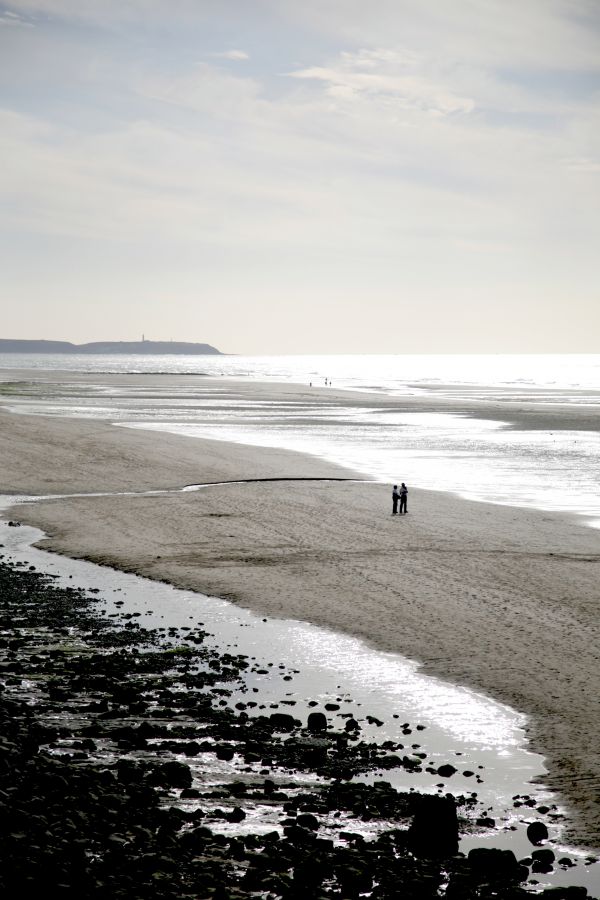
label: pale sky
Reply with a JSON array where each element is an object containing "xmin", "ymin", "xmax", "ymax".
[{"xmin": 1, "ymin": 0, "xmax": 599, "ymax": 354}]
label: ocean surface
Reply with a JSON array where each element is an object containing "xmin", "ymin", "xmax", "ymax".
[{"xmin": 1, "ymin": 352, "xmax": 599, "ymax": 525}]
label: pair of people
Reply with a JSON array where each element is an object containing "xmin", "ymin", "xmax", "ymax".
[{"xmin": 392, "ymin": 483, "xmax": 408, "ymax": 515}]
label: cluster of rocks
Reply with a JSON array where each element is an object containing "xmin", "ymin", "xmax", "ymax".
[{"xmin": 0, "ymin": 551, "xmax": 595, "ymax": 898}]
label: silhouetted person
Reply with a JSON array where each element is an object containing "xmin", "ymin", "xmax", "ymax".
[
  {"xmin": 392, "ymin": 484, "xmax": 400, "ymax": 515},
  {"xmin": 399, "ymin": 482, "xmax": 408, "ymax": 514}
]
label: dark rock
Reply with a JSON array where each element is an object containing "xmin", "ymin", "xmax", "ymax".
[
  {"xmin": 182, "ymin": 741, "xmax": 201, "ymax": 756},
  {"xmin": 179, "ymin": 826, "xmax": 213, "ymax": 850},
  {"xmin": 337, "ymin": 864, "xmax": 373, "ymax": 897},
  {"xmin": 366, "ymin": 715, "xmax": 384, "ymax": 726},
  {"xmin": 468, "ymin": 847, "xmax": 526, "ymax": 881},
  {"xmin": 532, "ymin": 848, "xmax": 555, "ymax": 864},
  {"xmin": 227, "ymin": 806, "xmax": 246, "ymax": 823},
  {"xmin": 180, "ymin": 788, "xmax": 201, "ymax": 799},
  {"xmin": 407, "ymin": 794, "xmax": 458, "ymax": 858},
  {"xmin": 296, "ymin": 813, "xmax": 319, "ymax": 831},
  {"xmin": 532, "ymin": 847, "xmax": 555, "ymax": 873},
  {"xmin": 215, "ymin": 745, "xmax": 235, "ymax": 761},
  {"xmin": 527, "ymin": 820, "xmax": 549, "ymax": 845},
  {"xmin": 155, "ymin": 761, "xmax": 193, "ymax": 789},
  {"xmin": 269, "ymin": 713, "xmax": 297, "ymax": 732},
  {"xmin": 307, "ymin": 712, "xmax": 328, "ymax": 733},
  {"xmin": 437, "ymin": 764, "xmax": 457, "ymax": 778},
  {"xmin": 541, "ymin": 889, "xmax": 588, "ymax": 899}
]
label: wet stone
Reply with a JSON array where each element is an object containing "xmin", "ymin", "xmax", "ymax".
[
  {"xmin": 407, "ymin": 794, "xmax": 459, "ymax": 859},
  {"xmin": 528, "ymin": 820, "xmax": 550, "ymax": 845},
  {"xmin": 307, "ymin": 711, "xmax": 328, "ymax": 733}
]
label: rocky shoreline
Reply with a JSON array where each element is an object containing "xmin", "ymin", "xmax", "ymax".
[{"xmin": 0, "ymin": 540, "xmax": 594, "ymax": 898}]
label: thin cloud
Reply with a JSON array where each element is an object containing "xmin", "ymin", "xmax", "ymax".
[
  {"xmin": 564, "ymin": 156, "xmax": 600, "ymax": 174},
  {"xmin": 0, "ymin": 10, "xmax": 34, "ymax": 26},
  {"xmin": 212, "ymin": 49, "xmax": 249, "ymax": 61},
  {"xmin": 288, "ymin": 49, "xmax": 475, "ymax": 116}
]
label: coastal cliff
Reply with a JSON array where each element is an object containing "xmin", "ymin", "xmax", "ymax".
[{"xmin": 0, "ymin": 339, "xmax": 222, "ymax": 355}]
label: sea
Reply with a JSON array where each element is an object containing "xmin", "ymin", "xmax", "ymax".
[{"xmin": 1, "ymin": 352, "xmax": 599, "ymax": 527}]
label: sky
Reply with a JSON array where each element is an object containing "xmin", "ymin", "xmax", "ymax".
[{"xmin": 1, "ymin": 0, "xmax": 599, "ymax": 354}]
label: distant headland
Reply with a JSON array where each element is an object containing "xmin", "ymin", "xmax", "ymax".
[{"xmin": 0, "ymin": 339, "xmax": 222, "ymax": 355}]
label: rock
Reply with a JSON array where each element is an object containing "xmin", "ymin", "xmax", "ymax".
[
  {"xmin": 182, "ymin": 741, "xmax": 201, "ymax": 756},
  {"xmin": 407, "ymin": 794, "xmax": 458, "ymax": 858},
  {"xmin": 179, "ymin": 826, "xmax": 213, "ymax": 850},
  {"xmin": 307, "ymin": 712, "xmax": 328, "ymax": 733},
  {"xmin": 215, "ymin": 745, "xmax": 235, "ymax": 761},
  {"xmin": 541, "ymin": 889, "xmax": 588, "ymax": 899},
  {"xmin": 228, "ymin": 806, "xmax": 246, "ymax": 823},
  {"xmin": 292, "ymin": 859, "xmax": 327, "ymax": 889},
  {"xmin": 531, "ymin": 847, "xmax": 555, "ymax": 873},
  {"xmin": 296, "ymin": 813, "xmax": 319, "ymax": 831},
  {"xmin": 437, "ymin": 764, "xmax": 457, "ymax": 778},
  {"xmin": 337, "ymin": 864, "xmax": 373, "ymax": 897},
  {"xmin": 527, "ymin": 820, "xmax": 549, "ymax": 845},
  {"xmin": 269, "ymin": 713, "xmax": 297, "ymax": 732},
  {"xmin": 156, "ymin": 761, "xmax": 193, "ymax": 789},
  {"xmin": 115, "ymin": 759, "xmax": 148, "ymax": 784},
  {"xmin": 180, "ymin": 788, "xmax": 201, "ymax": 799},
  {"xmin": 468, "ymin": 847, "xmax": 526, "ymax": 881}
]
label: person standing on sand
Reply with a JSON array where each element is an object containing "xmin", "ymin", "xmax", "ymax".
[
  {"xmin": 399, "ymin": 482, "xmax": 408, "ymax": 515},
  {"xmin": 392, "ymin": 484, "xmax": 400, "ymax": 515}
]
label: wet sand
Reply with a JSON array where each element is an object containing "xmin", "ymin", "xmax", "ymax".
[{"xmin": 1, "ymin": 379, "xmax": 600, "ymax": 847}]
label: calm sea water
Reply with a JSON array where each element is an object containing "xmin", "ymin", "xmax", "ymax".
[{"xmin": 1, "ymin": 352, "xmax": 599, "ymax": 525}]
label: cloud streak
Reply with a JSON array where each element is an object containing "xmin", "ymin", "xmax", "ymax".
[
  {"xmin": 212, "ymin": 49, "xmax": 249, "ymax": 61},
  {"xmin": 288, "ymin": 48, "xmax": 475, "ymax": 116}
]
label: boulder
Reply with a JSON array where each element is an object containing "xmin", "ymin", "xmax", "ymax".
[
  {"xmin": 407, "ymin": 794, "xmax": 458, "ymax": 858},
  {"xmin": 296, "ymin": 813, "xmax": 319, "ymax": 831},
  {"xmin": 307, "ymin": 712, "xmax": 328, "ymax": 733},
  {"xmin": 215, "ymin": 745, "xmax": 235, "ymax": 761},
  {"xmin": 468, "ymin": 847, "xmax": 526, "ymax": 881},
  {"xmin": 269, "ymin": 713, "xmax": 297, "ymax": 732},
  {"xmin": 531, "ymin": 847, "xmax": 555, "ymax": 873},
  {"xmin": 156, "ymin": 761, "xmax": 192, "ymax": 789},
  {"xmin": 527, "ymin": 820, "xmax": 549, "ymax": 845}
]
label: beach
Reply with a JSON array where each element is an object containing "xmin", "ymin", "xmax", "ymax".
[{"xmin": 1, "ymin": 377, "xmax": 600, "ymax": 849}]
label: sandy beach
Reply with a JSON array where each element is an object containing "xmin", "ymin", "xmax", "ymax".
[{"xmin": 1, "ymin": 377, "xmax": 600, "ymax": 848}]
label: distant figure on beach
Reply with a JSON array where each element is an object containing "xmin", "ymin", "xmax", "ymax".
[
  {"xmin": 392, "ymin": 484, "xmax": 400, "ymax": 515},
  {"xmin": 399, "ymin": 482, "xmax": 408, "ymax": 515}
]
